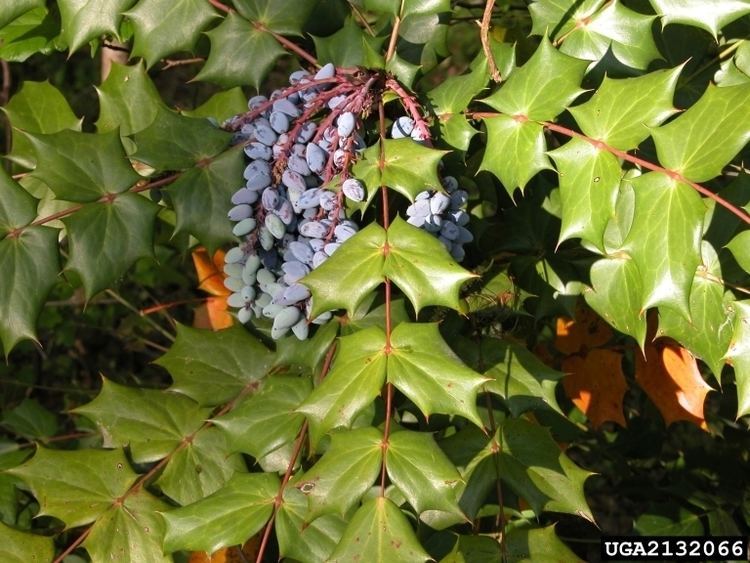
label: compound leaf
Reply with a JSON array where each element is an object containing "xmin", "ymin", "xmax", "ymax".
[
  {"xmin": 328, "ymin": 497, "xmax": 430, "ymax": 563},
  {"xmin": 62, "ymin": 194, "xmax": 159, "ymax": 298},
  {"xmin": 296, "ymin": 427, "xmax": 383, "ymax": 520},
  {"xmin": 162, "ymin": 472, "xmax": 279, "ymax": 553},
  {"xmin": 156, "ymin": 323, "xmax": 273, "ymax": 405},
  {"xmin": 96, "ymin": 62, "xmax": 165, "ymax": 136},
  {"xmin": 72, "ymin": 378, "xmax": 209, "ymax": 463},
  {"xmin": 8, "ymin": 448, "xmax": 137, "ymax": 528},
  {"xmin": 651, "ymin": 83, "xmax": 750, "ymax": 183}
]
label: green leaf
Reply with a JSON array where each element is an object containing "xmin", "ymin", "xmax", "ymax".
[
  {"xmin": 479, "ymin": 116, "xmax": 552, "ymax": 196},
  {"xmin": 550, "ymin": 1, "xmax": 660, "ymax": 69},
  {"xmin": 635, "ymin": 503, "xmax": 704, "ymax": 535},
  {"xmin": 8, "ymin": 447, "xmax": 137, "ymax": 528},
  {"xmin": 569, "ymin": 67, "xmax": 681, "ymax": 150},
  {"xmin": 387, "ymin": 429, "xmax": 463, "ymax": 517},
  {"xmin": 0, "ymin": 8, "xmax": 59, "ymax": 63},
  {"xmin": 441, "ymin": 535, "xmax": 502, "ymax": 563},
  {"xmin": 328, "ymin": 497, "xmax": 430, "ymax": 562},
  {"xmin": 156, "ymin": 427, "xmax": 246, "ymax": 505},
  {"xmin": 0, "ymin": 521, "xmax": 54, "ymax": 563},
  {"xmin": 96, "ymin": 62, "xmax": 166, "ymax": 135},
  {"xmin": 276, "ymin": 488, "xmax": 346, "ymax": 563},
  {"xmin": 388, "ymin": 323, "xmax": 487, "ymax": 426},
  {"xmin": 648, "ymin": 0, "xmax": 750, "ymax": 38},
  {"xmin": 161, "ymin": 472, "xmax": 279, "ymax": 553},
  {"xmin": 0, "ymin": 0, "xmax": 44, "ymax": 28},
  {"xmin": 83, "ymin": 489, "xmax": 171, "ymax": 563},
  {"xmin": 233, "ymin": 0, "xmax": 314, "ymax": 34},
  {"xmin": 1, "ymin": 398, "xmax": 58, "ymax": 440},
  {"xmin": 651, "ymin": 83, "xmax": 750, "ymax": 182},
  {"xmin": 727, "ymin": 230, "xmax": 750, "ymax": 273},
  {"xmin": 657, "ymin": 242, "xmax": 734, "ymax": 376},
  {"xmin": 58, "ymin": 0, "xmax": 136, "ymax": 54},
  {"xmin": 727, "ymin": 301, "xmax": 750, "ymax": 418},
  {"xmin": 353, "ymin": 139, "xmax": 447, "ymax": 203},
  {"xmin": 296, "ymin": 427, "xmax": 383, "ymax": 519},
  {"xmin": 363, "ymin": 0, "xmax": 450, "ymax": 18},
  {"xmin": 528, "ymin": 0, "xmax": 605, "ymax": 39},
  {"xmin": 73, "ymin": 378, "xmax": 209, "ymax": 463},
  {"xmin": 0, "ymin": 226, "xmax": 60, "ymax": 356},
  {"xmin": 183, "ymin": 87, "xmax": 248, "ymax": 122},
  {"xmin": 131, "ymin": 107, "xmax": 231, "ymax": 170},
  {"xmin": 384, "ymin": 217, "xmax": 477, "ymax": 313},
  {"xmin": 156, "ymin": 324, "xmax": 273, "ymax": 405},
  {"xmin": 297, "ymin": 327, "xmax": 387, "ymax": 443},
  {"xmin": 3, "ymin": 81, "xmax": 81, "ymax": 169},
  {"xmin": 125, "ymin": 0, "xmax": 218, "ymax": 67},
  {"xmin": 481, "ymin": 37, "xmax": 588, "ymax": 121},
  {"xmin": 62, "ymin": 194, "xmax": 159, "ymax": 298},
  {"xmin": 313, "ymin": 17, "xmax": 385, "ymax": 68},
  {"xmin": 504, "ymin": 525, "xmax": 583, "ymax": 562},
  {"xmin": 550, "ymin": 137, "xmax": 623, "ymax": 249},
  {"xmin": 303, "ymin": 218, "xmax": 475, "ymax": 317},
  {"xmin": 195, "ymin": 12, "xmax": 286, "ymax": 89},
  {"xmin": 0, "ymin": 170, "xmax": 38, "ymax": 235},
  {"xmin": 273, "ymin": 318, "xmax": 339, "ymax": 374},
  {"xmin": 212, "ymin": 376, "xmax": 311, "ymax": 459},
  {"xmin": 622, "ymin": 172, "xmax": 705, "ymax": 316},
  {"xmin": 301, "ymin": 222, "xmax": 386, "ymax": 317},
  {"xmin": 167, "ymin": 147, "xmax": 244, "ymax": 254},
  {"xmin": 26, "ymin": 129, "xmax": 141, "ymax": 202},
  {"xmin": 584, "ymin": 255, "xmax": 647, "ymax": 348}
]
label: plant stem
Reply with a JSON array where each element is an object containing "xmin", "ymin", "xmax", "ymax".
[
  {"xmin": 254, "ymin": 22, "xmax": 318, "ymax": 67},
  {"xmin": 52, "ymin": 526, "xmax": 92, "ymax": 563},
  {"xmin": 480, "ymin": 0, "xmax": 502, "ymax": 82}
]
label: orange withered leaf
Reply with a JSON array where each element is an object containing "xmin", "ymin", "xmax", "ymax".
[
  {"xmin": 191, "ymin": 247, "xmax": 233, "ymax": 330},
  {"xmin": 635, "ymin": 341, "xmax": 712, "ymax": 430},
  {"xmin": 555, "ymin": 302, "xmax": 613, "ymax": 355},
  {"xmin": 562, "ymin": 348, "xmax": 628, "ymax": 428}
]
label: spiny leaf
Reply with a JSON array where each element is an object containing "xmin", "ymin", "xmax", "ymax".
[
  {"xmin": 441, "ymin": 534, "xmax": 502, "ymax": 563},
  {"xmin": 312, "ymin": 17, "xmax": 385, "ymax": 69},
  {"xmin": 388, "ymin": 323, "xmax": 487, "ymax": 426},
  {"xmin": 0, "ymin": 227, "xmax": 60, "ymax": 356},
  {"xmin": 386, "ymin": 429, "xmax": 464, "ymax": 517},
  {"xmin": 479, "ymin": 115, "xmax": 552, "ymax": 196},
  {"xmin": 657, "ymin": 242, "xmax": 734, "ymax": 376},
  {"xmin": 156, "ymin": 427, "xmax": 246, "ymax": 505},
  {"xmin": 569, "ymin": 67, "xmax": 681, "ymax": 151},
  {"xmin": 183, "ymin": 87, "xmax": 248, "ymax": 123},
  {"xmin": 648, "ymin": 0, "xmax": 750, "ymax": 38},
  {"xmin": 562, "ymin": 349, "xmax": 628, "ymax": 428},
  {"xmin": 726, "ymin": 301, "xmax": 750, "ymax": 418},
  {"xmin": 161, "ymin": 472, "xmax": 279, "ymax": 554},
  {"xmin": 125, "ymin": 0, "xmax": 218, "ymax": 67},
  {"xmin": 1, "ymin": 398, "xmax": 58, "ymax": 440},
  {"xmin": 276, "ymin": 488, "xmax": 345, "ymax": 563},
  {"xmin": 72, "ymin": 378, "xmax": 210, "ymax": 463},
  {"xmin": 384, "ymin": 217, "xmax": 477, "ymax": 314},
  {"xmin": 297, "ymin": 327, "xmax": 387, "ymax": 444},
  {"xmin": 130, "ymin": 106, "xmax": 232, "ymax": 170},
  {"xmin": 635, "ymin": 340, "xmax": 713, "ymax": 428},
  {"xmin": 8, "ymin": 447, "xmax": 137, "ymax": 528},
  {"xmin": 273, "ymin": 318, "xmax": 339, "ymax": 374},
  {"xmin": 58, "ymin": 0, "xmax": 136, "ymax": 54},
  {"xmin": 212, "ymin": 376, "xmax": 311, "ymax": 459},
  {"xmin": 296, "ymin": 427, "xmax": 383, "ymax": 520},
  {"xmin": 0, "ymin": 169, "xmax": 37, "ymax": 235},
  {"xmin": 196, "ymin": 12, "xmax": 286, "ymax": 89},
  {"xmin": 233, "ymin": 0, "xmax": 314, "ymax": 35},
  {"xmin": 167, "ymin": 148, "xmax": 245, "ymax": 255},
  {"xmin": 726, "ymin": 230, "xmax": 750, "ymax": 274},
  {"xmin": 3, "ymin": 80, "xmax": 81, "ymax": 169},
  {"xmin": 0, "ymin": 521, "xmax": 54, "ymax": 563},
  {"xmin": 96, "ymin": 62, "xmax": 166, "ymax": 136},
  {"xmin": 62, "ymin": 194, "xmax": 159, "ymax": 298},
  {"xmin": 26, "ymin": 128, "xmax": 141, "ymax": 202},
  {"xmin": 328, "ymin": 497, "xmax": 430, "ymax": 563},
  {"xmin": 0, "ymin": 0, "xmax": 44, "ymax": 28},
  {"xmin": 651, "ymin": 83, "xmax": 750, "ymax": 182},
  {"xmin": 528, "ymin": 0, "xmax": 605, "ymax": 39},
  {"xmin": 363, "ymin": 0, "xmax": 450, "ymax": 18},
  {"xmin": 481, "ymin": 37, "xmax": 588, "ymax": 121},
  {"xmin": 622, "ymin": 172, "xmax": 705, "ymax": 317},
  {"xmin": 550, "ymin": 137, "xmax": 623, "ymax": 249},
  {"xmin": 504, "ymin": 525, "xmax": 583, "ymax": 563},
  {"xmin": 0, "ymin": 7, "xmax": 58, "ymax": 63},
  {"xmin": 156, "ymin": 323, "xmax": 273, "ymax": 405},
  {"xmin": 83, "ymin": 489, "xmax": 171, "ymax": 563},
  {"xmin": 353, "ymin": 139, "xmax": 447, "ymax": 202},
  {"xmin": 191, "ymin": 247, "xmax": 232, "ymax": 330}
]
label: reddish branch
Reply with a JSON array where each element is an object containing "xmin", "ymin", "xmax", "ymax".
[
  {"xmin": 468, "ymin": 111, "xmax": 750, "ymax": 227},
  {"xmin": 479, "ymin": 0, "xmax": 501, "ymax": 82}
]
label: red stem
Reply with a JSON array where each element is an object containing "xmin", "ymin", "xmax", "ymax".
[
  {"xmin": 52, "ymin": 526, "xmax": 92, "ymax": 563},
  {"xmin": 207, "ymin": 0, "xmax": 233, "ymax": 13},
  {"xmin": 254, "ymin": 21, "xmax": 318, "ymax": 67}
]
